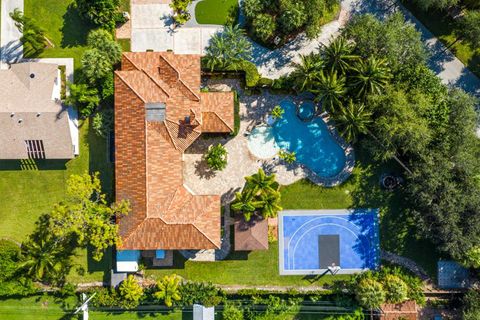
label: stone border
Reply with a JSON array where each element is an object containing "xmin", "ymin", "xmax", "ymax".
[{"xmin": 275, "ymin": 99, "xmax": 354, "ymax": 187}]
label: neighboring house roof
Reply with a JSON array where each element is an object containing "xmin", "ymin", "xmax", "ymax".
[
  {"xmin": 115, "ymin": 52, "xmax": 234, "ymax": 250},
  {"xmin": 234, "ymin": 215, "xmax": 269, "ymax": 251},
  {"xmin": 0, "ymin": 63, "xmax": 74, "ymax": 159},
  {"xmin": 380, "ymin": 301, "xmax": 418, "ymax": 320}
]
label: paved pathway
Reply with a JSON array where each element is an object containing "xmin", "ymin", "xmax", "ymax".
[
  {"xmin": 0, "ymin": 0, "xmax": 23, "ymax": 69},
  {"xmin": 130, "ymin": 0, "xmax": 222, "ymax": 54}
]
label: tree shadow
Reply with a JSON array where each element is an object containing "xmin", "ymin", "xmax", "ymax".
[
  {"xmin": 61, "ymin": 3, "xmax": 94, "ymax": 47},
  {"xmin": 194, "ymin": 159, "xmax": 216, "ymax": 180}
]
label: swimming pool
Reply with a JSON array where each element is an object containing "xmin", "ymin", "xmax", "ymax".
[
  {"xmin": 279, "ymin": 209, "xmax": 380, "ymax": 275},
  {"xmin": 247, "ymin": 126, "xmax": 280, "ymax": 159},
  {"xmin": 273, "ymin": 100, "xmax": 347, "ymax": 178}
]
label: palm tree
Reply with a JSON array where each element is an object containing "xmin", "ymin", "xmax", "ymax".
[
  {"xmin": 350, "ymin": 57, "xmax": 391, "ymax": 99},
  {"xmin": 231, "ymin": 190, "xmax": 258, "ymax": 221},
  {"xmin": 18, "ymin": 239, "xmax": 65, "ymax": 282},
  {"xmin": 154, "ymin": 274, "xmax": 182, "ymax": 307},
  {"xmin": 244, "ymin": 168, "xmax": 277, "ymax": 196},
  {"xmin": 257, "ymin": 191, "xmax": 283, "ymax": 219},
  {"xmin": 290, "ymin": 54, "xmax": 324, "ymax": 91},
  {"xmin": 321, "ymin": 36, "xmax": 359, "ymax": 74},
  {"xmin": 312, "ymin": 70, "xmax": 346, "ymax": 113},
  {"xmin": 334, "ymin": 100, "xmax": 372, "ymax": 143}
]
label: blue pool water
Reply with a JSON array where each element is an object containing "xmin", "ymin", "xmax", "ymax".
[
  {"xmin": 279, "ymin": 209, "xmax": 379, "ymax": 275},
  {"xmin": 273, "ymin": 101, "xmax": 346, "ymax": 178}
]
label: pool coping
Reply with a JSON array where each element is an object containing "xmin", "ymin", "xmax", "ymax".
[{"xmin": 278, "ymin": 209, "xmax": 380, "ymax": 276}]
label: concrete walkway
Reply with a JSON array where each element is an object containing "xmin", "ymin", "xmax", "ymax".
[
  {"xmin": 0, "ymin": 0, "xmax": 23, "ymax": 69},
  {"xmin": 130, "ymin": 0, "xmax": 222, "ymax": 54}
]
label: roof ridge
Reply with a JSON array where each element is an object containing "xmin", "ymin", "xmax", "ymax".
[
  {"xmin": 164, "ymin": 119, "xmax": 181, "ymax": 150},
  {"xmin": 141, "ymin": 69, "xmax": 171, "ymax": 98},
  {"xmin": 203, "ymin": 111, "xmax": 233, "ymax": 132},
  {"xmin": 191, "ymin": 223, "xmax": 220, "ymax": 249},
  {"xmin": 122, "ymin": 53, "xmax": 142, "ymax": 71},
  {"xmin": 178, "ymin": 78, "xmax": 200, "ymax": 102},
  {"xmin": 159, "ymin": 54, "xmax": 200, "ymax": 102},
  {"xmin": 115, "ymin": 71, "xmax": 147, "ymax": 103}
]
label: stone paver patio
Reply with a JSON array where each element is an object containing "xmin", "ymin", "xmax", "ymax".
[{"xmin": 183, "ymin": 79, "xmax": 353, "ymax": 205}]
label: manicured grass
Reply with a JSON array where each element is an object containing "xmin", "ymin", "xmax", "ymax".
[
  {"xmin": 195, "ymin": 0, "xmax": 238, "ymax": 25},
  {"xmin": 402, "ymin": 1, "xmax": 480, "ymax": 78},
  {"xmin": 280, "ymin": 145, "xmax": 442, "ymax": 278},
  {"xmin": 0, "ymin": 295, "xmax": 186, "ymax": 319},
  {"xmin": 0, "ymin": 120, "xmax": 114, "ymax": 283},
  {"xmin": 145, "ymin": 241, "xmax": 349, "ymax": 286},
  {"xmin": 24, "ymin": 0, "xmax": 95, "ymax": 71}
]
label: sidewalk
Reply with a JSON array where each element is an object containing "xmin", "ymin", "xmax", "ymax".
[{"xmin": 0, "ymin": 0, "xmax": 23, "ymax": 69}]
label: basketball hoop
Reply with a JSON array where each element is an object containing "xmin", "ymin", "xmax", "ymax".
[{"xmin": 328, "ymin": 263, "xmax": 341, "ymax": 275}]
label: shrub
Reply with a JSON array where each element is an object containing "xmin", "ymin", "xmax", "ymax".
[
  {"xmin": 252, "ymin": 14, "xmax": 276, "ymax": 42},
  {"xmin": 204, "ymin": 25, "xmax": 252, "ymax": 71},
  {"xmin": 170, "ymin": 0, "xmax": 192, "ymax": 25},
  {"xmin": 90, "ymin": 287, "xmax": 121, "ymax": 308},
  {"xmin": 271, "ymin": 105, "xmax": 284, "ymax": 119},
  {"xmin": 355, "ymin": 278, "xmax": 386, "ymax": 309},
  {"xmin": 76, "ymin": 0, "xmax": 120, "ymax": 29},
  {"xmin": 233, "ymin": 90, "xmax": 240, "ymax": 136},
  {"xmin": 205, "ymin": 144, "xmax": 228, "ymax": 171},
  {"xmin": 179, "ymin": 281, "xmax": 224, "ymax": 307},
  {"xmin": 86, "ymin": 29, "xmax": 122, "ymax": 64},
  {"xmin": 92, "ymin": 109, "xmax": 114, "ymax": 138},
  {"xmin": 81, "ymin": 49, "xmax": 113, "ymax": 85},
  {"xmin": 463, "ymin": 289, "xmax": 480, "ymax": 320},
  {"xmin": 66, "ymin": 83, "xmax": 100, "ymax": 118},
  {"xmin": 257, "ymin": 77, "xmax": 274, "ymax": 87},
  {"xmin": 383, "ymin": 274, "xmax": 408, "ymax": 304},
  {"xmin": 227, "ymin": 60, "xmax": 260, "ymax": 87},
  {"xmin": 119, "ymin": 275, "xmax": 144, "ymax": 309},
  {"xmin": 154, "ymin": 274, "xmax": 182, "ymax": 307},
  {"xmin": 222, "ymin": 302, "xmax": 244, "ymax": 320},
  {"xmin": 278, "ymin": 150, "xmax": 296, "ymax": 164}
]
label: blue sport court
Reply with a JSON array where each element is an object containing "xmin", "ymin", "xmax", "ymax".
[{"xmin": 279, "ymin": 209, "xmax": 380, "ymax": 275}]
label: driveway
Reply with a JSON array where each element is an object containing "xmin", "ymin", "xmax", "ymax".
[
  {"xmin": 0, "ymin": 0, "xmax": 23, "ymax": 69},
  {"xmin": 130, "ymin": 0, "xmax": 222, "ymax": 54}
]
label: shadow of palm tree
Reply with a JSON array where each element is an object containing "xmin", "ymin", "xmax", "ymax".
[{"xmin": 61, "ymin": 4, "xmax": 94, "ymax": 47}]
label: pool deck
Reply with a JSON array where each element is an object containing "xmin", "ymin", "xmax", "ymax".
[{"xmin": 183, "ymin": 79, "xmax": 354, "ymax": 205}]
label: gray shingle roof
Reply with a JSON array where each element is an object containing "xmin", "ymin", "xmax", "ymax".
[{"xmin": 0, "ymin": 62, "xmax": 74, "ymax": 159}]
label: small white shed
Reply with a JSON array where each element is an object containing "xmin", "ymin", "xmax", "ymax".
[{"xmin": 193, "ymin": 304, "xmax": 215, "ymax": 320}]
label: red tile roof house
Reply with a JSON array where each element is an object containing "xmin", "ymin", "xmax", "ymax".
[{"xmin": 114, "ymin": 52, "xmax": 234, "ymax": 272}]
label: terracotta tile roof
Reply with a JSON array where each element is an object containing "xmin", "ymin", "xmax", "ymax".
[
  {"xmin": 234, "ymin": 215, "xmax": 269, "ymax": 251},
  {"xmin": 200, "ymin": 92, "xmax": 234, "ymax": 133},
  {"xmin": 380, "ymin": 301, "xmax": 418, "ymax": 320},
  {"xmin": 115, "ymin": 52, "xmax": 234, "ymax": 250}
]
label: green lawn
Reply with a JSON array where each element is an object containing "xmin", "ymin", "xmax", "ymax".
[
  {"xmin": 195, "ymin": 0, "xmax": 238, "ymax": 25},
  {"xmin": 24, "ymin": 0, "xmax": 95, "ymax": 71},
  {"xmin": 0, "ymin": 296, "xmax": 186, "ymax": 320},
  {"xmin": 146, "ymin": 145, "xmax": 440, "ymax": 284},
  {"xmin": 0, "ymin": 120, "xmax": 113, "ymax": 283},
  {"xmin": 145, "ymin": 242, "xmax": 349, "ymax": 286},
  {"xmin": 402, "ymin": 1, "xmax": 480, "ymax": 78},
  {"xmin": 281, "ymin": 146, "xmax": 441, "ymax": 278}
]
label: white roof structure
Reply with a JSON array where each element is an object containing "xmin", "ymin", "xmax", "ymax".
[{"xmin": 193, "ymin": 304, "xmax": 215, "ymax": 320}]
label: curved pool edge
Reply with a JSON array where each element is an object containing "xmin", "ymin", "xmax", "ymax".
[{"xmin": 279, "ymin": 98, "xmax": 355, "ymax": 187}]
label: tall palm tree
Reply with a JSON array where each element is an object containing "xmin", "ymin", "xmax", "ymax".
[
  {"xmin": 350, "ymin": 57, "xmax": 391, "ymax": 99},
  {"xmin": 257, "ymin": 191, "xmax": 283, "ymax": 219},
  {"xmin": 244, "ymin": 168, "xmax": 277, "ymax": 196},
  {"xmin": 334, "ymin": 100, "xmax": 372, "ymax": 143},
  {"xmin": 154, "ymin": 274, "xmax": 182, "ymax": 307},
  {"xmin": 312, "ymin": 70, "xmax": 347, "ymax": 113},
  {"xmin": 18, "ymin": 239, "xmax": 65, "ymax": 282},
  {"xmin": 290, "ymin": 54, "xmax": 324, "ymax": 91},
  {"xmin": 321, "ymin": 36, "xmax": 359, "ymax": 74},
  {"xmin": 231, "ymin": 190, "xmax": 259, "ymax": 221}
]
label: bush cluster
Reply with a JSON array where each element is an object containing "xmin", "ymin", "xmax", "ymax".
[{"xmin": 242, "ymin": 0, "xmax": 339, "ymax": 47}]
